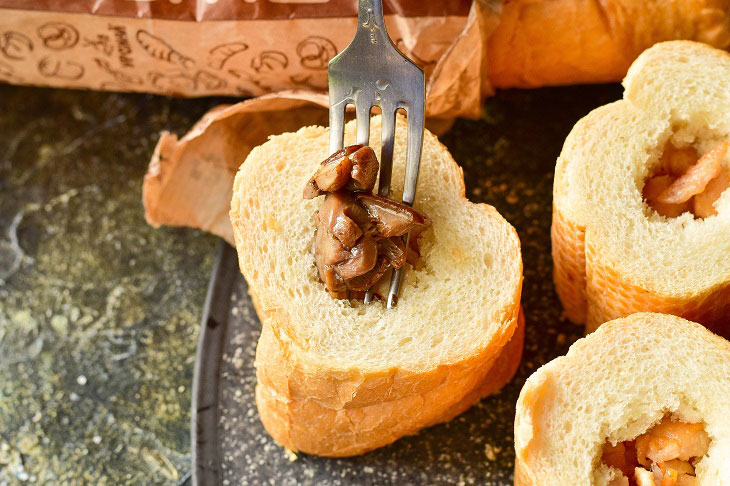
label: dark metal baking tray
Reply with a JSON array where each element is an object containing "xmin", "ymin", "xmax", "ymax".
[{"xmin": 191, "ymin": 84, "xmax": 624, "ymax": 485}]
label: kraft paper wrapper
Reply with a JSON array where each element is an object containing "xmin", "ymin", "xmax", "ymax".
[
  {"xmin": 0, "ymin": 1, "xmax": 485, "ymax": 109},
  {"xmin": 142, "ymin": 1, "xmax": 500, "ymax": 243},
  {"xmin": 144, "ymin": 92, "xmax": 329, "ymax": 244}
]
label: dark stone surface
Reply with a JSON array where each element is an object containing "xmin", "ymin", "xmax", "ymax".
[
  {"xmin": 0, "ymin": 85, "xmax": 231, "ymax": 484},
  {"xmin": 209, "ymin": 84, "xmax": 624, "ymax": 485}
]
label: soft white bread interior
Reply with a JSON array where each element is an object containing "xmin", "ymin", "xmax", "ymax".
[
  {"xmin": 230, "ymin": 115, "xmax": 523, "ymax": 456},
  {"xmin": 514, "ymin": 312, "xmax": 730, "ymax": 486},
  {"xmin": 552, "ymin": 41, "xmax": 730, "ymax": 333}
]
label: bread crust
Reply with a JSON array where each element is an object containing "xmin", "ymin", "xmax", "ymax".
[
  {"xmin": 585, "ymin": 244, "xmax": 730, "ymax": 334},
  {"xmin": 551, "ymin": 41, "xmax": 730, "ymax": 335},
  {"xmin": 550, "ymin": 207, "xmax": 587, "ymax": 323},
  {"xmin": 514, "ymin": 312, "xmax": 730, "ymax": 485},
  {"xmin": 255, "ymin": 311, "xmax": 524, "ymax": 457},
  {"xmin": 487, "ymin": 0, "xmax": 730, "ymax": 88},
  {"xmin": 554, "ymin": 201, "xmax": 730, "ymax": 333}
]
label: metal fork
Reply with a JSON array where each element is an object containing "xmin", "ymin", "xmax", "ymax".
[{"xmin": 328, "ymin": 0, "xmax": 425, "ymax": 308}]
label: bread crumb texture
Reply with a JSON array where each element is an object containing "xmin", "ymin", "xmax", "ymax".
[{"xmin": 552, "ymin": 41, "xmax": 730, "ymax": 333}]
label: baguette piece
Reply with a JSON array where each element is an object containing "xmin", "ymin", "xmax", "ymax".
[
  {"xmin": 552, "ymin": 41, "xmax": 730, "ymax": 333},
  {"xmin": 514, "ymin": 312, "xmax": 730, "ymax": 486},
  {"xmin": 487, "ymin": 0, "xmax": 730, "ymax": 89},
  {"xmin": 230, "ymin": 115, "xmax": 523, "ymax": 456}
]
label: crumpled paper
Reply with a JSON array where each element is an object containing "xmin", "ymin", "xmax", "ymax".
[
  {"xmin": 143, "ymin": 1, "xmax": 499, "ymax": 243},
  {"xmin": 0, "ymin": 1, "xmax": 487, "ymax": 104},
  {"xmin": 144, "ymin": 92, "xmax": 330, "ymax": 244}
]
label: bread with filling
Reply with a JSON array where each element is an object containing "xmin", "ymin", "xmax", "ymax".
[
  {"xmin": 230, "ymin": 115, "xmax": 524, "ymax": 456},
  {"xmin": 515, "ymin": 312, "xmax": 730, "ymax": 486},
  {"xmin": 551, "ymin": 41, "xmax": 730, "ymax": 334}
]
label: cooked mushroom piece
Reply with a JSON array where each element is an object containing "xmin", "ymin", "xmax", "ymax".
[
  {"xmin": 335, "ymin": 234, "xmax": 378, "ymax": 280},
  {"xmin": 377, "ymin": 237, "xmax": 406, "ymax": 269},
  {"xmin": 303, "ymin": 179, "xmax": 321, "ymax": 200},
  {"xmin": 318, "ymin": 192, "xmax": 364, "ymax": 249},
  {"xmin": 313, "ymin": 223, "xmax": 348, "ymax": 297},
  {"xmin": 303, "ymin": 145, "xmax": 363, "ymax": 199},
  {"xmin": 356, "ymin": 193, "xmax": 430, "ymax": 237},
  {"xmin": 346, "ymin": 257, "xmax": 389, "ymax": 291},
  {"xmin": 313, "ymin": 153, "xmax": 352, "ymax": 193},
  {"xmin": 306, "ymin": 144, "xmax": 430, "ymax": 299},
  {"xmin": 348, "ymin": 146, "xmax": 379, "ymax": 192},
  {"xmin": 314, "ymin": 208, "xmax": 350, "ymax": 267}
]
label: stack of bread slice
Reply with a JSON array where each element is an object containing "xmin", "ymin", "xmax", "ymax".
[
  {"xmin": 230, "ymin": 116, "xmax": 524, "ymax": 456},
  {"xmin": 552, "ymin": 41, "xmax": 730, "ymax": 333}
]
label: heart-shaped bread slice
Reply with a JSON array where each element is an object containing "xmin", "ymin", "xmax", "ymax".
[
  {"xmin": 552, "ymin": 41, "xmax": 730, "ymax": 333},
  {"xmin": 230, "ymin": 115, "xmax": 523, "ymax": 456},
  {"xmin": 514, "ymin": 312, "xmax": 730, "ymax": 485}
]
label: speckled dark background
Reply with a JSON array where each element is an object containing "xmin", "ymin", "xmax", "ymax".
[
  {"xmin": 0, "ymin": 85, "xmax": 231, "ymax": 484},
  {"xmin": 0, "ymin": 82, "xmax": 622, "ymax": 484}
]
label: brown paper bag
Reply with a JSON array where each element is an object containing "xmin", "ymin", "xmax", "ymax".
[
  {"xmin": 0, "ymin": 0, "xmax": 488, "ymax": 112},
  {"xmin": 142, "ymin": 1, "xmax": 499, "ymax": 242}
]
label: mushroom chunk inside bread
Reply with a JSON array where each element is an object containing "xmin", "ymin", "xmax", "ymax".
[
  {"xmin": 302, "ymin": 144, "xmax": 431, "ymax": 300},
  {"xmin": 514, "ymin": 313, "xmax": 730, "ymax": 486},
  {"xmin": 229, "ymin": 115, "xmax": 524, "ymax": 456},
  {"xmin": 552, "ymin": 41, "xmax": 730, "ymax": 334}
]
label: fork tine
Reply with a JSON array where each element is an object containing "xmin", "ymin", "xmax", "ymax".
[
  {"xmin": 386, "ymin": 245, "xmax": 407, "ymax": 308},
  {"xmin": 400, "ymin": 105, "xmax": 424, "ymax": 205},
  {"xmin": 355, "ymin": 97, "xmax": 371, "ymax": 146},
  {"xmin": 377, "ymin": 104, "xmax": 397, "ymax": 198},
  {"xmin": 363, "ymin": 103, "xmax": 396, "ymax": 305},
  {"xmin": 328, "ymin": 100, "xmax": 346, "ymax": 154},
  {"xmin": 386, "ymin": 104, "xmax": 424, "ymax": 308}
]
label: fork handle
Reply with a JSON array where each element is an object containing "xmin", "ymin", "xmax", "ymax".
[{"xmin": 356, "ymin": 0, "xmax": 389, "ymax": 47}]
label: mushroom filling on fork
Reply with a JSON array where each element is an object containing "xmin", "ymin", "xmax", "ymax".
[
  {"xmin": 324, "ymin": 0, "xmax": 426, "ymax": 307},
  {"xmin": 304, "ymin": 144, "xmax": 430, "ymax": 300}
]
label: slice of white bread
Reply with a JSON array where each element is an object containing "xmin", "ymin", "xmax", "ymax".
[
  {"xmin": 514, "ymin": 312, "xmax": 730, "ymax": 486},
  {"xmin": 552, "ymin": 41, "xmax": 730, "ymax": 333},
  {"xmin": 230, "ymin": 115, "xmax": 523, "ymax": 456}
]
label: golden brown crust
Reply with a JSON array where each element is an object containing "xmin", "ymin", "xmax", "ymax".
[
  {"xmin": 255, "ymin": 300, "xmax": 519, "ymax": 411},
  {"xmin": 513, "ymin": 458, "xmax": 534, "ymax": 486},
  {"xmin": 476, "ymin": 309, "xmax": 525, "ymax": 398},
  {"xmin": 487, "ymin": 0, "xmax": 730, "ymax": 88},
  {"xmin": 255, "ymin": 310, "xmax": 525, "ymax": 457},
  {"xmin": 552, "ymin": 205, "xmax": 730, "ymax": 336},
  {"xmin": 585, "ymin": 243, "xmax": 730, "ymax": 335},
  {"xmin": 550, "ymin": 42, "xmax": 730, "ymax": 336},
  {"xmin": 550, "ymin": 207, "xmax": 587, "ymax": 324}
]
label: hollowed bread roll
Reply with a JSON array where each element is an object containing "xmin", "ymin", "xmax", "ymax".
[
  {"xmin": 230, "ymin": 115, "xmax": 524, "ymax": 456},
  {"xmin": 514, "ymin": 312, "xmax": 730, "ymax": 486},
  {"xmin": 552, "ymin": 41, "xmax": 730, "ymax": 333}
]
